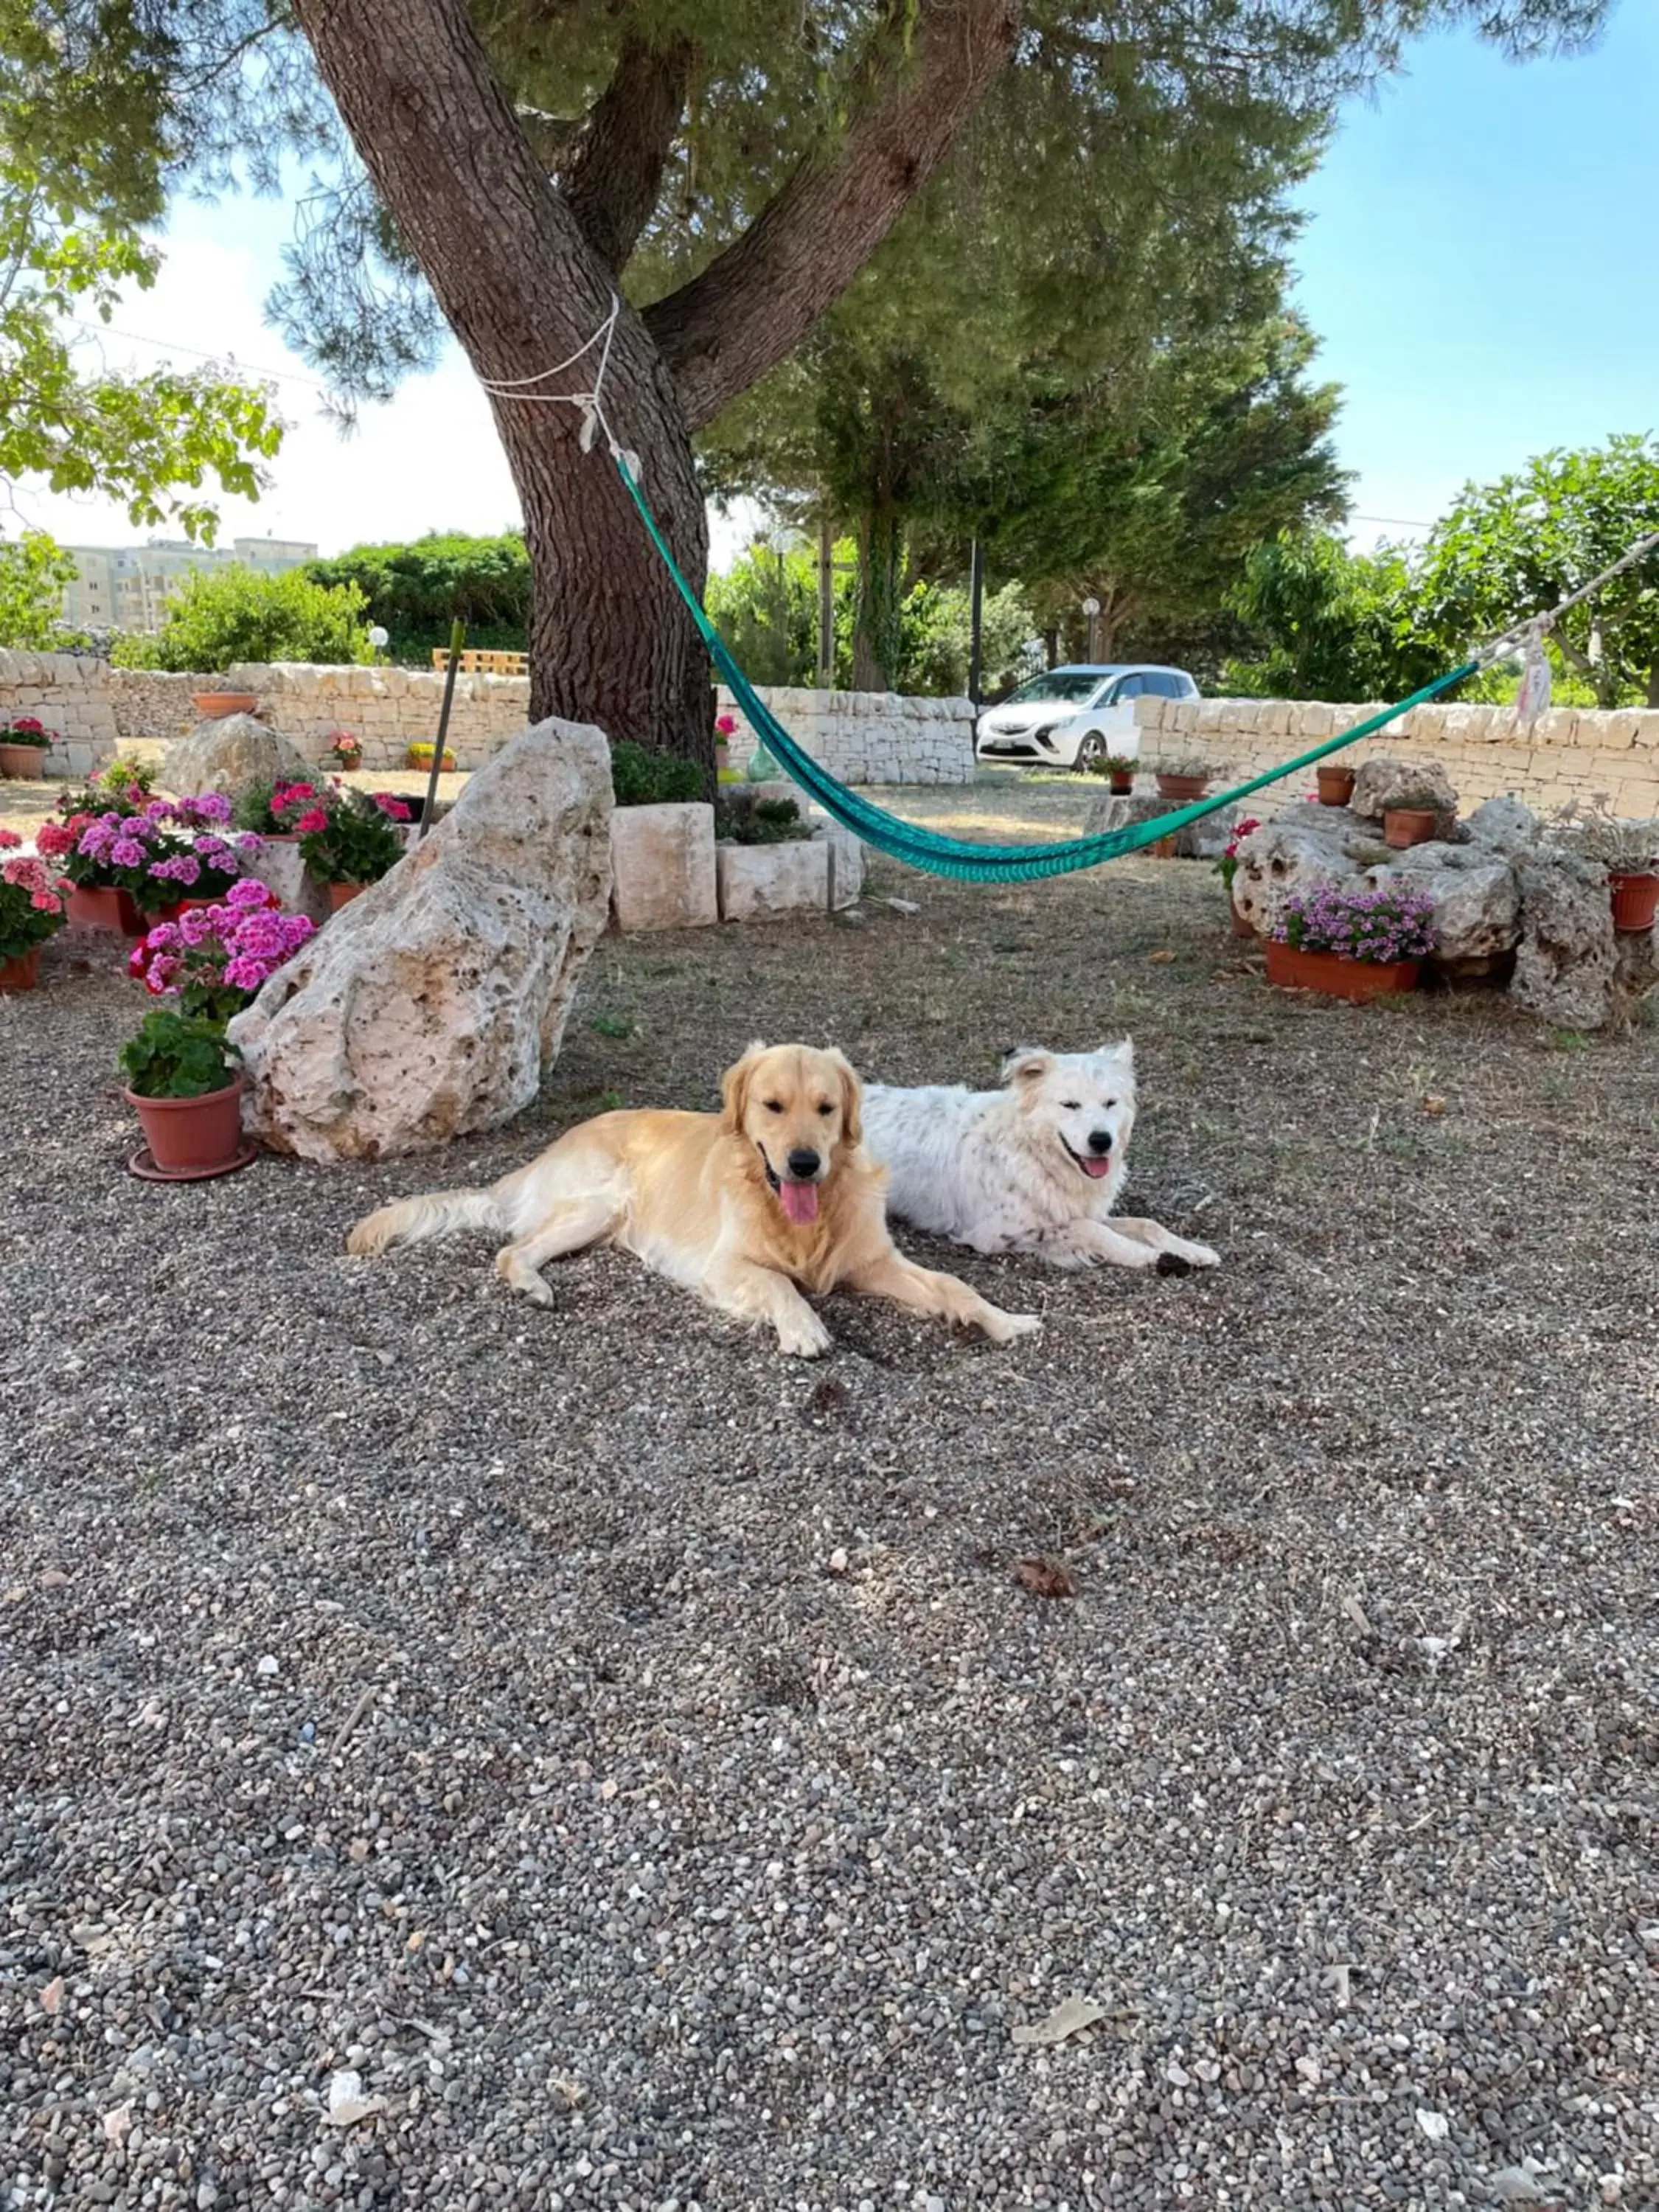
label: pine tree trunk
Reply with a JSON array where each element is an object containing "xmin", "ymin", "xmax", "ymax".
[
  {"xmin": 501, "ymin": 397, "xmax": 712, "ymax": 769},
  {"xmin": 290, "ymin": 0, "xmax": 1020, "ymax": 769},
  {"xmin": 852, "ymin": 500, "xmax": 903, "ymax": 692}
]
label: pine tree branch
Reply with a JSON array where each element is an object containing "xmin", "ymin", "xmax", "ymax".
[
  {"xmin": 645, "ymin": 0, "xmax": 1023, "ymax": 433},
  {"xmin": 563, "ymin": 32, "xmax": 695, "ymax": 273}
]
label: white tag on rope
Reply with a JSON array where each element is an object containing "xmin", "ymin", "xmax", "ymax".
[
  {"xmin": 577, "ymin": 402, "xmax": 599, "ymax": 454},
  {"xmin": 617, "ymin": 449, "xmax": 641, "ymax": 484},
  {"xmin": 1515, "ymin": 631, "xmax": 1551, "ymax": 722}
]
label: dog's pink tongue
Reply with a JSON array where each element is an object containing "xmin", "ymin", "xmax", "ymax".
[
  {"xmin": 779, "ymin": 1178, "xmax": 820, "ymax": 1225},
  {"xmin": 1082, "ymin": 1156, "xmax": 1113, "ymax": 1179}
]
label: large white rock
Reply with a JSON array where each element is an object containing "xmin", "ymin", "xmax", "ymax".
[
  {"xmin": 161, "ymin": 712, "xmax": 308, "ymax": 799},
  {"xmin": 1375, "ymin": 845, "xmax": 1521, "ymax": 966},
  {"xmin": 230, "ymin": 717, "xmax": 613, "ymax": 1160},
  {"xmin": 1509, "ymin": 852, "xmax": 1620, "ymax": 1029},
  {"xmin": 1228, "ymin": 809, "xmax": 1379, "ymax": 936},
  {"xmin": 716, "ymin": 838, "xmax": 830, "ymax": 921},
  {"xmin": 1349, "ymin": 754, "xmax": 1460, "ymax": 832},
  {"xmin": 609, "ymin": 801, "xmax": 717, "ymax": 931}
]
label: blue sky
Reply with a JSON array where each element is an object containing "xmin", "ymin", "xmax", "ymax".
[
  {"xmin": 1292, "ymin": 2, "xmax": 1658, "ymax": 545},
  {"xmin": 17, "ymin": 4, "xmax": 1656, "ymax": 565}
]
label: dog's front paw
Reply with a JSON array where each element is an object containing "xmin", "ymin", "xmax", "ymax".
[
  {"xmin": 1185, "ymin": 1241, "xmax": 1221, "ymax": 1270},
  {"xmin": 776, "ymin": 1309, "xmax": 833, "ymax": 1358},
  {"xmin": 983, "ymin": 1307, "xmax": 1042, "ymax": 1343}
]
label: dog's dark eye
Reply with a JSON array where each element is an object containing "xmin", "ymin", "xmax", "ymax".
[
  {"xmin": 763, "ymin": 1099, "xmax": 783, "ymax": 1114},
  {"xmin": 1060, "ymin": 1101, "xmax": 1082, "ymax": 1111},
  {"xmin": 815, "ymin": 1102, "xmax": 834, "ymax": 1116},
  {"xmin": 1105, "ymin": 1099, "xmax": 1118, "ymax": 1110}
]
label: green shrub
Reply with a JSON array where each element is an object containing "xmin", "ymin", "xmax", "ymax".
[
  {"xmin": 717, "ymin": 796, "xmax": 811, "ymax": 846},
  {"xmin": 610, "ymin": 740, "xmax": 703, "ymax": 806},
  {"xmin": 118, "ymin": 1009, "xmax": 238, "ymax": 1099},
  {"xmin": 111, "ymin": 565, "xmax": 372, "ymax": 673}
]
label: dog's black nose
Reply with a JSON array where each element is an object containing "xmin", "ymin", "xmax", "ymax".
[
  {"xmin": 1087, "ymin": 1129, "xmax": 1113, "ymax": 1155},
  {"xmin": 786, "ymin": 1147, "xmax": 821, "ymax": 1180}
]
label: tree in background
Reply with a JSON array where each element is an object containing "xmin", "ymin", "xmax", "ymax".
[
  {"xmin": 1219, "ymin": 532, "xmax": 1439, "ymax": 702},
  {"xmin": 306, "ymin": 531, "xmax": 532, "ymax": 662},
  {"xmin": 1414, "ymin": 435, "xmax": 1659, "ymax": 707},
  {"xmin": 113, "ymin": 565, "xmax": 371, "ymax": 672},
  {"xmin": 0, "ymin": 0, "xmax": 282, "ymax": 540},
  {"xmin": 0, "ymin": 529, "xmax": 75, "ymax": 648},
  {"xmin": 37, "ymin": 0, "xmax": 1606, "ymax": 771},
  {"xmin": 964, "ymin": 316, "xmax": 1349, "ymax": 677},
  {"xmin": 706, "ymin": 532, "xmax": 1036, "ymax": 695}
]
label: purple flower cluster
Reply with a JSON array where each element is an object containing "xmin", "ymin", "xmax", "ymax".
[{"xmin": 1273, "ymin": 878, "xmax": 1438, "ymax": 962}]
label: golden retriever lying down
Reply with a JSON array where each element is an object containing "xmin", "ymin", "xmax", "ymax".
[{"xmin": 346, "ymin": 1042, "xmax": 1040, "ymax": 1359}]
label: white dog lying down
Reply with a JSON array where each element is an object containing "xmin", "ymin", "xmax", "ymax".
[{"xmin": 860, "ymin": 1043, "xmax": 1220, "ymax": 1273}]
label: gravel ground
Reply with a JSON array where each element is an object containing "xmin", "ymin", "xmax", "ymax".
[{"xmin": 4, "ymin": 804, "xmax": 1658, "ymax": 2212}]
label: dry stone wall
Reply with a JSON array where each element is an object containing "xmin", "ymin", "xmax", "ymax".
[
  {"xmin": 1135, "ymin": 696, "xmax": 1659, "ymax": 818},
  {"xmin": 715, "ymin": 685, "xmax": 975, "ymax": 785},
  {"xmin": 0, "ymin": 653, "xmax": 977, "ymax": 785}
]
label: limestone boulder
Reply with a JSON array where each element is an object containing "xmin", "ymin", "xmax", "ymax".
[
  {"xmin": 1465, "ymin": 795, "xmax": 1541, "ymax": 858},
  {"xmin": 1228, "ymin": 808, "xmax": 1384, "ymax": 936},
  {"xmin": 161, "ymin": 712, "xmax": 307, "ymax": 800},
  {"xmin": 1509, "ymin": 851, "xmax": 1619, "ymax": 1029},
  {"xmin": 230, "ymin": 717, "xmax": 613, "ymax": 1161},
  {"xmin": 809, "ymin": 816, "xmax": 866, "ymax": 909},
  {"xmin": 610, "ymin": 801, "xmax": 717, "ymax": 931},
  {"xmin": 1350, "ymin": 754, "xmax": 1460, "ymax": 835},
  {"xmin": 717, "ymin": 838, "xmax": 830, "ymax": 921},
  {"xmin": 1371, "ymin": 844, "xmax": 1520, "ymax": 967},
  {"xmin": 1082, "ymin": 788, "xmax": 1241, "ymax": 859}
]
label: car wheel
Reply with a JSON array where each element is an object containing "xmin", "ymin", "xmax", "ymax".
[{"xmin": 1074, "ymin": 731, "xmax": 1106, "ymax": 773}]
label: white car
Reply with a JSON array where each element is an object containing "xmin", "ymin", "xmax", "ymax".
[{"xmin": 975, "ymin": 664, "xmax": 1200, "ymax": 771}]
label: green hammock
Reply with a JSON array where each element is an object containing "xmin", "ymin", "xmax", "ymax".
[{"xmin": 616, "ymin": 456, "xmax": 1477, "ymax": 885}]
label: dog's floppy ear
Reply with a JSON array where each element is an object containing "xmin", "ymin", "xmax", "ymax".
[
  {"xmin": 827, "ymin": 1047, "xmax": 863, "ymax": 1148},
  {"xmin": 720, "ymin": 1040, "xmax": 768, "ymax": 1132},
  {"xmin": 1001, "ymin": 1046, "xmax": 1054, "ymax": 1089}
]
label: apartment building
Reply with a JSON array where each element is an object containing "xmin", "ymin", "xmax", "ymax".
[{"xmin": 62, "ymin": 535, "xmax": 319, "ymax": 635}]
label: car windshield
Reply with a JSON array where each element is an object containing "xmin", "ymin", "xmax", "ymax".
[{"xmin": 1004, "ymin": 672, "xmax": 1107, "ymax": 706}]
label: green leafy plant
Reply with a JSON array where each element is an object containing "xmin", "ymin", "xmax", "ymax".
[
  {"xmin": 1155, "ymin": 756, "xmax": 1213, "ymax": 780},
  {"xmin": 0, "ymin": 533, "xmax": 80, "ymax": 651},
  {"xmin": 295, "ymin": 787, "xmax": 408, "ymax": 886},
  {"xmin": 717, "ymin": 796, "xmax": 812, "ymax": 845},
  {"xmin": 1548, "ymin": 801, "xmax": 1659, "ymax": 874},
  {"xmin": 111, "ymin": 566, "xmax": 370, "ymax": 673},
  {"xmin": 117, "ymin": 1008, "xmax": 239, "ymax": 1099},
  {"xmin": 2, "ymin": 714, "xmax": 52, "ymax": 746},
  {"xmin": 610, "ymin": 739, "xmax": 703, "ymax": 807}
]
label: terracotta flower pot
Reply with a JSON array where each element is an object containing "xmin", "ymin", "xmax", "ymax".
[
  {"xmin": 1110, "ymin": 773, "xmax": 1134, "ymax": 795},
  {"xmin": 125, "ymin": 1077, "xmax": 246, "ymax": 1175},
  {"xmin": 1265, "ymin": 939, "xmax": 1419, "ymax": 1002},
  {"xmin": 0, "ymin": 741, "xmax": 50, "ymax": 778},
  {"xmin": 67, "ymin": 884, "xmax": 147, "ymax": 936},
  {"xmin": 190, "ymin": 691, "xmax": 258, "ymax": 720},
  {"xmin": 1316, "ymin": 766, "xmax": 1356, "ymax": 807},
  {"xmin": 327, "ymin": 880, "xmax": 365, "ymax": 911},
  {"xmin": 0, "ymin": 945, "xmax": 41, "ymax": 992},
  {"xmin": 1608, "ymin": 871, "xmax": 1659, "ymax": 933},
  {"xmin": 1156, "ymin": 773, "xmax": 1208, "ymax": 804},
  {"xmin": 1382, "ymin": 807, "xmax": 1437, "ymax": 849}
]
